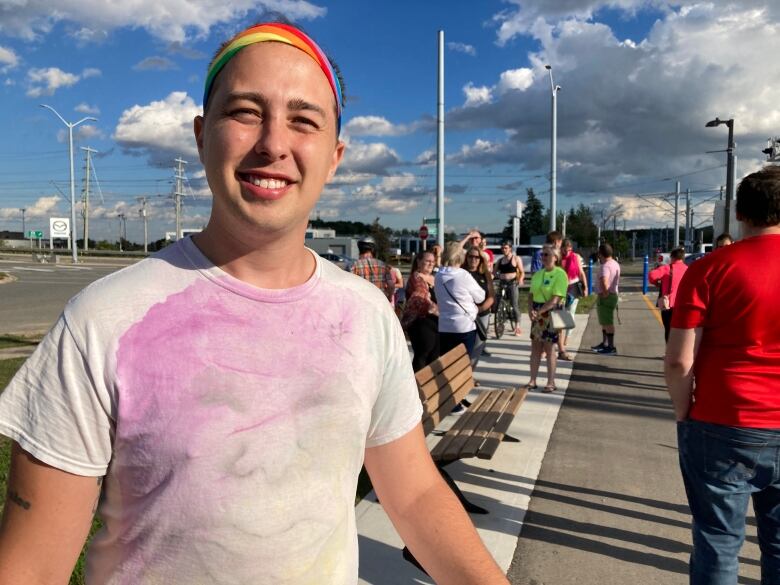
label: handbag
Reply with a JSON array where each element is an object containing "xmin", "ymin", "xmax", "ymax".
[
  {"xmin": 550, "ymin": 308, "xmax": 576, "ymax": 330},
  {"xmin": 441, "ymin": 278, "xmax": 487, "ymax": 340}
]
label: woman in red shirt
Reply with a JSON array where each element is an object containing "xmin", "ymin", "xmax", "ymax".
[{"xmin": 647, "ymin": 247, "xmax": 687, "ymax": 342}]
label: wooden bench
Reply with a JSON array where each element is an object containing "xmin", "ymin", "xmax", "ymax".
[
  {"xmin": 417, "ymin": 343, "xmax": 527, "ymax": 467},
  {"xmin": 401, "ymin": 343, "xmax": 528, "ymax": 572}
]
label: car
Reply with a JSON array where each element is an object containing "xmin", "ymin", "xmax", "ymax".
[
  {"xmin": 684, "ymin": 252, "xmax": 707, "ymax": 265},
  {"xmin": 318, "ymin": 252, "xmax": 354, "ymax": 270}
]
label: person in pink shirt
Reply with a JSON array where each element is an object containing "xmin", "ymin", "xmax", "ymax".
[
  {"xmin": 648, "ymin": 247, "xmax": 688, "ymax": 342},
  {"xmin": 592, "ymin": 243, "xmax": 620, "ymax": 355}
]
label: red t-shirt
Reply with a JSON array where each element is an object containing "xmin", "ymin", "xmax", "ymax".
[{"xmin": 671, "ymin": 234, "xmax": 780, "ymax": 427}]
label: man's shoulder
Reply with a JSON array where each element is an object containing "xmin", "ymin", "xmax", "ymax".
[{"xmin": 322, "ymin": 258, "xmax": 394, "ymax": 303}]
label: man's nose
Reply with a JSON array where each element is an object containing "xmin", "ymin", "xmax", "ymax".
[{"xmin": 254, "ymin": 116, "xmax": 288, "ymax": 161}]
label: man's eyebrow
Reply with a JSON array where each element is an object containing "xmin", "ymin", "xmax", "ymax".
[
  {"xmin": 225, "ymin": 91, "xmax": 268, "ymax": 106},
  {"xmin": 288, "ymin": 98, "xmax": 327, "ymax": 118}
]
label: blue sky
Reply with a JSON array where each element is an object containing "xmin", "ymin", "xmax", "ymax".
[{"xmin": 0, "ymin": 0, "xmax": 778, "ymax": 243}]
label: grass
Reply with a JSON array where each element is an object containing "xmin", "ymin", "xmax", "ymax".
[{"xmin": 576, "ymin": 294, "xmax": 599, "ymax": 314}]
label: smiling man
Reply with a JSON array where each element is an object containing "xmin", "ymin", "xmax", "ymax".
[{"xmin": 0, "ymin": 22, "xmax": 507, "ymax": 585}]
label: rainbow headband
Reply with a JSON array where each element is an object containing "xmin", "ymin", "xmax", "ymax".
[{"xmin": 203, "ymin": 23, "xmax": 343, "ymax": 134}]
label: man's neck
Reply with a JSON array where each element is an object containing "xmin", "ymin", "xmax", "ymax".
[
  {"xmin": 741, "ymin": 223, "xmax": 780, "ymax": 238},
  {"xmin": 192, "ymin": 222, "xmax": 315, "ymax": 289}
]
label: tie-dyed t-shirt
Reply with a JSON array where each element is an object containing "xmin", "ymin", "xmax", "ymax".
[{"xmin": 0, "ymin": 237, "xmax": 422, "ymax": 584}]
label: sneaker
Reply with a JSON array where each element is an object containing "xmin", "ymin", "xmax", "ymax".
[
  {"xmin": 482, "ymin": 349, "xmax": 492, "ymax": 357},
  {"xmin": 597, "ymin": 346, "xmax": 617, "ymax": 355},
  {"xmin": 451, "ymin": 403, "xmax": 466, "ymax": 415},
  {"xmin": 591, "ymin": 342, "xmax": 606, "ymax": 352}
]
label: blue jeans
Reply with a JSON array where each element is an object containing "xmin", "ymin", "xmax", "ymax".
[{"xmin": 678, "ymin": 419, "xmax": 780, "ymax": 585}]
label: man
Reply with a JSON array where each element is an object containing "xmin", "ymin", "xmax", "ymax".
[
  {"xmin": 531, "ymin": 230, "xmax": 562, "ymax": 273},
  {"xmin": 666, "ymin": 166, "xmax": 780, "ymax": 585},
  {"xmin": 591, "ymin": 243, "xmax": 620, "ymax": 355},
  {"xmin": 350, "ymin": 235, "xmax": 394, "ymax": 301},
  {"xmin": 715, "ymin": 232, "xmax": 734, "ymax": 248},
  {"xmin": 0, "ymin": 22, "xmax": 507, "ymax": 585}
]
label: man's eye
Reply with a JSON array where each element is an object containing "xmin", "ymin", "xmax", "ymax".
[
  {"xmin": 229, "ymin": 108, "xmax": 260, "ymax": 120},
  {"xmin": 293, "ymin": 116, "xmax": 319, "ymax": 128}
]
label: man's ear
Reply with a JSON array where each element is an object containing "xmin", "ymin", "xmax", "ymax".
[
  {"xmin": 326, "ymin": 140, "xmax": 346, "ymax": 182},
  {"xmin": 194, "ymin": 116, "xmax": 205, "ymax": 164}
]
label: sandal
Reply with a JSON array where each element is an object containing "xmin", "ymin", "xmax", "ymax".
[
  {"xmin": 542, "ymin": 385, "xmax": 556, "ymax": 393},
  {"xmin": 521, "ymin": 383, "xmax": 538, "ymax": 391},
  {"xmin": 558, "ymin": 351, "xmax": 573, "ymax": 361}
]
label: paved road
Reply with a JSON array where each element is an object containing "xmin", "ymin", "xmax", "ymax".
[
  {"xmin": 0, "ymin": 257, "xmax": 133, "ymax": 334},
  {"xmin": 507, "ymin": 292, "xmax": 761, "ymax": 585}
]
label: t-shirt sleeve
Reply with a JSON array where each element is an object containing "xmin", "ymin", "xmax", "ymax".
[
  {"xmin": 671, "ymin": 262, "xmax": 708, "ymax": 329},
  {"xmin": 552, "ymin": 270, "xmax": 568, "ymax": 298},
  {"xmin": 0, "ymin": 314, "xmax": 114, "ymax": 476},
  {"xmin": 365, "ymin": 307, "xmax": 423, "ymax": 448}
]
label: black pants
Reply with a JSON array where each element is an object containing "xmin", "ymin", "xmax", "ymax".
[
  {"xmin": 661, "ymin": 308, "xmax": 673, "ymax": 342},
  {"xmin": 408, "ymin": 315, "xmax": 440, "ymax": 372}
]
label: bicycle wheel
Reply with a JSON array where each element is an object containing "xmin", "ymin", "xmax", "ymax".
[{"xmin": 494, "ymin": 297, "xmax": 507, "ymax": 339}]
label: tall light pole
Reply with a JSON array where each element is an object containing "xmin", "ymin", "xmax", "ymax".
[
  {"xmin": 20, "ymin": 208, "xmax": 26, "ymax": 234},
  {"xmin": 436, "ymin": 30, "xmax": 445, "ymax": 249},
  {"xmin": 40, "ymin": 104, "xmax": 97, "ymax": 263},
  {"xmin": 705, "ymin": 117, "xmax": 735, "ymax": 234},
  {"xmin": 545, "ymin": 65, "xmax": 561, "ymax": 232}
]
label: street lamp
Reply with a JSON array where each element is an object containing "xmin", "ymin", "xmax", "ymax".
[
  {"xmin": 705, "ymin": 117, "xmax": 735, "ymax": 234},
  {"xmin": 40, "ymin": 104, "xmax": 97, "ymax": 263},
  {"xmin": 545, "ymin": 65, "xmax": 561, "ymax": 232}
]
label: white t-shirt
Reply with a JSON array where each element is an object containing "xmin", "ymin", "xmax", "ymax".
[
  {"xmin": 0, "ymin": 237, "xmax": 422, "ymax": 585},
  {"xmin": 434, "ymin": 266, "xmax": 486, "ymax": 333}
]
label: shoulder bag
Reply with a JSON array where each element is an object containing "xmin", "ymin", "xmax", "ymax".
[{"xmin": 656, "ymin": 264, "xmax": 673, "ymax": 310}]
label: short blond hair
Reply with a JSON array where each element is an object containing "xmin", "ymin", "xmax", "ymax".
[
  {"xmin": 442, "ymin": 241, "xmax": 465, "ymax": 267},
  {"xmin": 542, "ymin": 244, "xmax": 561, "ymax": 265}
]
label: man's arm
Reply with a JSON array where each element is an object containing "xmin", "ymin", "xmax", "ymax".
[
  {"xmin": 664, "ymin": 327, "xmax": 703, "ymax": 421},
  {"xmin": 364, "ymin": 425, "xmax": 508, "ymax": 584},
  {"xmin": 0, "ymin": 443, "xmax": 99, "ymax": 584}
]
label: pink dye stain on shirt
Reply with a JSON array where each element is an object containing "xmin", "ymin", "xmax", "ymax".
[{"xmin": 102, "ymin": 275, "xmax": 371, "ymax": 582}]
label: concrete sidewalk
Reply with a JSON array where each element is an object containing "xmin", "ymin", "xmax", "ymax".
[{"xmin": 357, "ymin": 311, "xmax": 589, "ymax": 584}]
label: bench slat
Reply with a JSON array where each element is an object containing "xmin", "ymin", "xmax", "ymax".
[
  {"xmin": 476, "ymin": 387, "xmax": 528, "ymax": 459},
  {"xmin": 429, "ymin": 391, "xmax": 494, "ymax": 461},
  {"xmin": 417, "ymin": 353, "xmax": 472, "ymax": 403},
  {"xmin": 459, "ymin": 389, "xmax": 516, "ymax": 458},
  {"xmin": 415, "ymin": 345, "xmax": 469, "ymax": 388},
  {"xmin": 421, "ymin": 374, "xmax": 475, "ymax": 432},
  {"xmin": 437, "ymin": 390, "xmax": 506, "ymax": 461}
]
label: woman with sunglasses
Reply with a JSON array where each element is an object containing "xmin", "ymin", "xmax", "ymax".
[
  {"xmin": 401, "ymin": 251, "xmax": 440, "ymax": 371},
  {"xmin": 524, "ymin": 244, "xmax": 568, "ymax": 393},
  {"xmin": 463, "ymin": 246, "xmax": 495, "ymax": 369}
]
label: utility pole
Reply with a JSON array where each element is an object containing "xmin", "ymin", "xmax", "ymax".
[
  {"xmin": 685, "ymin": 188, "xmax": 691, "ymax": 251},
  {"xmin": 81, "ymin": 146, "xmax": 97, "ymax": 252},
  {"xmin": 20, "ymin": 208, "xmax": 26, "ymax": 234},
  {"xmin": 139, "ymin": 197, "xmax": 148, "ymax": 254},
  {"xmin": 174, "ymin": 158, "xmax": 187, "ymax": 241},
  {"xmin": 545, "ymin": 65, "xmax": 561, "ymax": 232},
  {"xmin": 673, "ymin": 181, "xmax": 681, "ymax": 248},
  {"xmin": 436, "ymin": 30, "xmax": 445, "ymax": 249},
  {"xmin": 117, "ymin": 213, "xmax": 126, "ymax": 252}
]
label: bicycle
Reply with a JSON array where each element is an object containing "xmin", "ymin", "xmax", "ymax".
[{"xmin": 493, "ymin": 280, "xmax": 518, "ymax": 339}]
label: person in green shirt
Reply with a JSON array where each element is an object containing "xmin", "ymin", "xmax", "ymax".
[{"xmin": 523, "ymin": 244, "xmax": 568, "ymax": 393}]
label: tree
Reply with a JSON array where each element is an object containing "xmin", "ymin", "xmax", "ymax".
[
  {"xmin": 565, "ymin": 204, "xmax": 598, "ymax": 249},
  {"xmin": 519, "ymin": 188, "xmax": 545, "ymax": 244},
  {"xmin": 369, "ymin": 217, "xmax": 392, "ymax": 261}
]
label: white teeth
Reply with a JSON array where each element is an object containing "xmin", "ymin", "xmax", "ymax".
[{"xmin": 249, "ymin": 176, "xmax": 287, "ymax": 189}]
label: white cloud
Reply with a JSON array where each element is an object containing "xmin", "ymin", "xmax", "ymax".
[
  {"xmin": 463, "ymin": 82, "xmax": 493, "ymax": 107},
  {"xmin": 81, "ymin": 67, "xmax": 101, "ymax": 79},
  {"xmin": 0, "ymin": 45, "xmax": 18, "ymax": 72},
  {"xmin": 113, "ymin": 91, "xmax": 200, "ymax": 165},
  {"xmin": 338, "ymin": 138, "xmax": 401, "ymax": 175},
  {"xmin": 344, "ymin": 116, "xmax": 405, "ymax": 137},
  {"xmin": 498, "ymin": 68, "xmax": 534, "ymax": 93},
  {"xmin": 0, "ymin": 0, "xmax": 327, "ymax": 43},
  {"xmin": 75, "ymin": 102, "xmax": 100, "ymax": 115},
  {"xmin": 0, "ymin": 195, "xmax": 61, "ymax": 219},
  {"xmin": 447, "ymin": 41, "xmax": 477, "ymax": 56},
  {"xmin": 26, "ymin": 67, "xmax": 79, "ymax": 97},
  {"xmin": 444, "ymin": 2, "xmax": 780, "ymax": 198}
]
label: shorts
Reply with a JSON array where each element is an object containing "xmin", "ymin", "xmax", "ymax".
[{"xmin": 597, "ymin": 293, "xmax": 618, "ymax": 326}]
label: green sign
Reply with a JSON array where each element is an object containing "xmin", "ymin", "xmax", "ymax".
[
  {"xmin": 423, "ymin": 218, "xmax": 441, "ymax": 225},
  {"xmin": 26, "ymin": 230, "xmax": 43, "ymax": 238}
]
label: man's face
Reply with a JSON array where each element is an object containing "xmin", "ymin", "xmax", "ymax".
[{"xmin": 194, "ymin": 42, "xmax": 345, "ymax": 237}]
